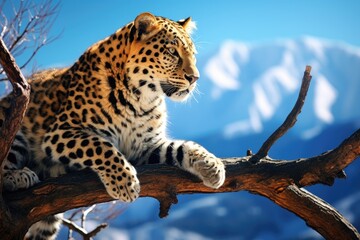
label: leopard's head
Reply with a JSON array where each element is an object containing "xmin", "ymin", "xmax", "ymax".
[{"xmin": 126, "ymin": 12, "xmax": 199, "ymax": 102}]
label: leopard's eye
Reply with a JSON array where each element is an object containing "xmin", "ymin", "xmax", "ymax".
[{"xmin": 168, "ymin": 47, "xmax": 177, "ymax": 55}]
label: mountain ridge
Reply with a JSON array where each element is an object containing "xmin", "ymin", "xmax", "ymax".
[{"xmin": 167, "ymin": 36, "xmax": 360, "ymax": 140}]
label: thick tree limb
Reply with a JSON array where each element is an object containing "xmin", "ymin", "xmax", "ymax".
[
  {"xmin": 3, "ymin": 128, "xmax": 360, "ymax": 239},
  {"xmin": 0, "ymin": 38, "xmax": 30, "ymax": 169},
  {"xmin": 271, "ymin": 185, "xmax": 359, "ymax": 240},
  {"xmin": 0, "ymin": 37, "xmax": 31, "ymax": 240}
]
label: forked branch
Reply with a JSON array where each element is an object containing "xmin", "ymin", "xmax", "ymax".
[
  {"xmin": 0, "ymin": 0, "xmax": 60, "ymax": 81},
  {"xmin": 62, "ymin": 218, "xmax": 107, "ymax": 240}
]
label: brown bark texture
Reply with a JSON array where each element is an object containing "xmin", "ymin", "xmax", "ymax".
[
  {"xmin": 0, "ymin": 37, "xmax": 31, "ymax": 239},
  {"xmin": 0, "ymin": 38, "xmax": 30, "ymax": 171}
]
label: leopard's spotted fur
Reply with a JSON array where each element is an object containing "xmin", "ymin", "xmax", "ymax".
[{"xmin": 1, "ymin": 13, "xmax": 225, "ymax": 239}]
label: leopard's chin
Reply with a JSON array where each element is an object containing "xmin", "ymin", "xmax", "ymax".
[
  {"xmin": 172, "ymin": 89, "xmax": 191, "ymax": 101},
  {"xmin": 165, "ymin": 83, "xmax": 196, "ymax": 102}
]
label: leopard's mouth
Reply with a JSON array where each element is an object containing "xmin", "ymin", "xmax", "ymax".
[
  {"xmin": 160, "ymin": 82, "xmax": 180, "ymax": 97},
  {"xmin": 176, "ymin": 89, "xmax": 190, "ymax": 97},
  {"xmin": 160, "ymin": 81, "xmax": 195, "ymax": 101}
]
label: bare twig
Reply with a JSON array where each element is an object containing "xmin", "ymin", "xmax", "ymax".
[
  {"xmin": 249, "ymin": 66, "xmax": 312, "ymax": 163},
  {"xmin": 62, "ymin": 218, "xmax": 88, "ymax": 237},
  {"xmin": 87, "ymin": 224, "xmax": 108, "ymax": 240},
  {"xmin": 62, "ymin": 218, "xmax": 107, "ymax": 240},
  {"xmin": 18, "ymin": 39, "xmax": 46, "ymax": 69},
  {"xmin": 63, "ymin": 205, "xmax": 108, "ymax": 239},
  {"xmin": 8, "ymin": 14, "xmax": 37, "ymax": 52},
  {"xmin": 81, "ymin": 204, "xmax": 96, "ymax": 229},
  {"xmin": 0, "ymin": 0, "xmax": 60, "ymax": 81}
]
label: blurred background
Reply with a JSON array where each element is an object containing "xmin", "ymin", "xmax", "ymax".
[{"xmin": 1, "ymin": 1, "xmax": 359, "ymax": 239}]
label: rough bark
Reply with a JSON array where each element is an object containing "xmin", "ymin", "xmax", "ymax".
[
  {"xmin": 0, "ymin": 37, "xmax": 31, "ymax": 240},
  {"xmin": 0, "ymin": 38, "xmax": 30, "ymax": 171},
  {"xmin": 2, "ymin": 128, "xmax": 359, "ymax": 239}
]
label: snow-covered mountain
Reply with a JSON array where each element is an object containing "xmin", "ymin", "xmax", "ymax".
[{"xmin": 167, "ymin": 36, "xmax": 360, "ymax": 140}]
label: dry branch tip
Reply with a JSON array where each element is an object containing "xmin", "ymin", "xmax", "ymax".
[
  {"xmin": 249, "ymin": 65, "xmax": 312, "ymax": 164},
  {"xmin": 158, "ymin": 188, "xmax": 179, "ymax": 218},
  {"xmin": 336, "ymin": 170, "xmax": 347, "ymax": 179}
]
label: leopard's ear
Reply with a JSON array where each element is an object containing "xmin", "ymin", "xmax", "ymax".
[
  {"xmin": 134, "ymin": 12, "xmax": 161, "ymax": 41},
  {"xmin": 178, "ymin": 17, "xmax": 196, "ymax": 35}
]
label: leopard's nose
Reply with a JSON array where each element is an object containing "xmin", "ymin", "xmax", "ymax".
[{"xmin": 184, "ymin": 73, "xmax": 199, "ymax": 84}]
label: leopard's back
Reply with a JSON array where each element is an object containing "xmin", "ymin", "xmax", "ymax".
[{"xmin": 29, "ymin": 69, "xmax": 68, "ymax": 166}]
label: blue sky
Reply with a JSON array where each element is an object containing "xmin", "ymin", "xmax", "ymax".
[{"xmin": 11, "ymin": 0, "xmax": 359, "ymax": 70}]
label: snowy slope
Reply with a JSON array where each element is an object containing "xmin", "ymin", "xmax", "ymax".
[{"xmin": 168, "ymin": 37, "xmax": 360, "ymax": 140}]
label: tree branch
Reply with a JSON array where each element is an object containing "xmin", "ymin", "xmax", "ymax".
[
  {"xmin": 271, "ymin": 185, "xmax": 359, "ymax": 240},
  {"xmin": 249, "ymin": 65, "xmax": 312, "ymax": 163},
  {"xmin": 0, "ymin": 36, "xmax": 31, "ymax": 240},
  {"xmin": 0, "ymin": 37, "xmax": 31, "ymax": 184},
  {"xmin": 3, "ymin": 128, "xmax": 360, "ymax": 239},
  {"xmin": 62, "ymin": 218, "xmax": 107, "ymax": 240}
]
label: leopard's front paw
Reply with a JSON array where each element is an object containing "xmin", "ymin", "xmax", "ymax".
[
  {"xmin": 193, "ymin": 157, "xmax": 226, "ymax": 189},
  {"xmin": 100, "ymin": 165, "xmax": 140, "ymax": 202},
  {"xmin": 3, "ymin": 167, "xmax": 40, "ymax": 191}
]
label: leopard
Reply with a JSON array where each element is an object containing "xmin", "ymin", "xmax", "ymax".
[{"xmin": 0, "ymin": 12, "xmax": 226, "ymax": 239}]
